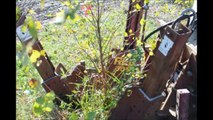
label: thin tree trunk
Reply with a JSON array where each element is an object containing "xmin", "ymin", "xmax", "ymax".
[{"xmin": 97, "ymin": 0, "xmax": 107, "ymax": 92}]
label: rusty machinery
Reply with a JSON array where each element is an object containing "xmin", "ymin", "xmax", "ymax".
[{"xmin": 16, "ymin": 0, "xmax": 197, "ymax": 120}]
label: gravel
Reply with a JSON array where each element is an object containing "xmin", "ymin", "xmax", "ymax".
[
  {"xmin": 16, "ymin": 0, "xmax": 128, "ymax": 25},
  {"xmin": 16, "ymin": 0, "xmax": 67, "ymax": 24}
]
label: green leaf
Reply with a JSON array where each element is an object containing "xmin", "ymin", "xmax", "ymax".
[
  {"xmin": 135, "ymin": 4, "xmax": 141, "ymax": 10},
  {"xmin": 149, "ymin": 51, "xmax": 154, "ymax": 56},
  {"xmin": 126, "ymin": 89, "xmax": 132, "ymax": 97},
  {"xmin": 111, "ymin": 76, "xmax": 121, "ymax": 84},
  {"xmin": 69, "ymin": 112, "xmax": 79, "ymax": 120},
  {"xmin": 127, "ymin": 53, "xmax": 132, "ymax": 58},
  {"xmin": 129, "ymin": 29, "xmax": 132, "ymax": 34},
  {"xmin": 145, "ymin": 0, "xmax": 150, "ymax": 4},
  {"xmin": 33, "ymin": 102, "xmax": 40, "ymax": 108},
  {"xmin": 33, "ymin": 107, "xmax": 43, "ymax": 116},
  {"xmin": 86, "ymin": 111, "xmax": 96, "ymax": 120},
  {"xmin": 124, "ymin": 32, "xmax": 128, "ymax": 37},
  {"xmin": 41, "ymin": 0, "xmax": 45, "ymax": 9},
  {"xmin": 51, "ymin": 4, "xmax": 80, "ymax": 24},
  {"xmin": 65, "ymin": 4, "xmax": 80, "ymax": 19},
  {"xmin": 24, "ymin": 66, "xmax": 30, "ymax": 73},
  {"xmin": 30, "ymin": 50, "xmax": 41, "ymax": 63},
  {"xmin": 140, "ymin": 18, "xmax": 146, "ymax": 26},
  {"xmin": 44, "ymin": 99, "xmax": 54, "ymax": 111},
  {"xmin": 33, "ymin": 102, "xmax": 43, "ymax": 116},
  {"xmin": 74, "ymin": 0, "xmax": 79, "ymax": 4},
  {"xmin": 155, "ymin": 11, "xmax": 160, "ymax": 17},
  {"xmin": 45, "ymin": 91, "xmax": 55, "ymax": 100},
  {"xmin": 35, "ymin": 21, "xmax": 42, "ymax": 30},
  {"xmin": 45, "ymin": 13, "xmax": 53, "ymax": 17},
  {"xmin": 43, "ymin": 107, "xmax": 52, "ymax": 112},
  {"xmin": 29, "ymin": 9, "xmax": 36, "ymax": 14},
  {"xmin": 40, "ymin": 50, "xmax": 46, "ymax": 56},
  {"xmin": 72, "ymin": 90, "xmax": 78, "ymax": 94},
  {"xmin": 32, "ymin": 92, "xmax": 55, "ymax": 116},
  {"xmin": 16, "ymin": 6, "xmax": 21, "ymax": 21},
  {"xmin": 36, "ymin": 97, "xmax": 45, "ymax": 104},
  {"xmin": 27, "ymin": 17, "xmax": 38, "ymax": 39},
  {"xmin": 21, "ymin": 25, "xmax": 27, "ymax": 33}
]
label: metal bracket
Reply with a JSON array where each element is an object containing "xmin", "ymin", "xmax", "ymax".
[
  {"xmin": 138, "ymin": 88, "xmax": 166, "ymax": 102},
  {"xmin": 143, "ymin": 4, "xmax": 149, "ymax": 10},
  {"xmin": 16, "ymin": 25, "xmax": 33, "ymax": 42}
]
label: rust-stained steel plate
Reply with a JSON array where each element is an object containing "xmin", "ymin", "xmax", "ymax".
[
  {"xmin": 29, "ymin": 40, "xmax": 56, "ymax": 80},
  {"xmin": 109, "ymin": 87, "xmax": 165, "ymax": 120},
  {"xmin": 110, "ymin": 23, "xmax": 192, "ymax": 120},
  {"xmin": 16, "ymin": 15, "xmax": 86, "ymax": 100},
  {"xmin": 141, "ymin": 24, "xmax": 192, "ymax": 97},
  {"xmin": 124, "ymin": 0, "xmax": 144, "ymax": 50}
]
